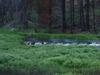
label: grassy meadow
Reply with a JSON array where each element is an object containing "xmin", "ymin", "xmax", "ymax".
[{"xmin": 0, "ymin": 29, "xmax": 100, "ymax": 75}]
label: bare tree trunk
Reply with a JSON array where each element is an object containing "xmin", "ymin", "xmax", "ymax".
[
  {"xmin": 70, "ymin": 0, "xmax": 74, "ymax": 33},
  {"xmin": 62, "ymin": 0, "xmax": 66, "ymax": 33},
  {"xmin": 91, "ymin": 0, "xmax": 96, "ymax": 33},
  {"xmin": 79, "ymin": 0, "xmax": 85, "ymax": 31},
  {"xmin": 85, "ymin": 0, "xmax": 90, "ymax": 32},
  {"xmin": 48, "ymin": 0, "xmax": 52, "ymax": 33}
]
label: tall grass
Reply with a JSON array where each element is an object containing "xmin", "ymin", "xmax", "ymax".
[
  {"xmin": 0, "ymin": 29, "xmax": 100, "ymax": 75},
  {"xmin": 32, "ymin": 33, "xmax": 100, "ymax": 40}
]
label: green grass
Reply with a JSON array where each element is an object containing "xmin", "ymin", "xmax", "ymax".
[
  {"xmin": 1, "ymin": 28, "xmax": 100, "ymax": 40},
  {"xmin": 32, "ymin": 33, "xmax": 100, "ymax": 40},
  {"xmin": 0, "ymin": 29, "xmax": 100, "ymax": 75}
]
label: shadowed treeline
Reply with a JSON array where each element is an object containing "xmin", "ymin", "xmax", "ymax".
[{"xmin": 0, "ymin": 0, "xmax": 100, "ymax": 33}]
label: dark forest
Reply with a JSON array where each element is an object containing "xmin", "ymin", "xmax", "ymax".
[{"xmin": 0, "ymin": 0, "xmax": 100, "ymax": 33}]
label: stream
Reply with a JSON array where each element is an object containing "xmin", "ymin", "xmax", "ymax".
[{"xmin": 24, "ymin": 38, "xmax": 100, "ymax": 46}]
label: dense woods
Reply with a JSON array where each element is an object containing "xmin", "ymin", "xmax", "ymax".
[{"xmin": 0, "ymin": 0, "xmax": 100, "ymax": 33}]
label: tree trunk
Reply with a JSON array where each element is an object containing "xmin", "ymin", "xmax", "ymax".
[
  {"xmin": 85, "ymin": 0, "xmax": 90, "ymax": 32},
  {"xmin": 91, "ymin": 0, "xmax": 96, "ymax": 33},
  {"xmin": 48, "ymin": 0, "xmax": 52, "ymax": 33},
  {"xmin": 62, "ymin": 0, "xmax": 66, "ymax": 33},
  {"xmin": 79, "ymin": 0, "xmax": 85, "ymax": 31},
  {"xmin": 70, "ymin": 0, "xmax": 74, "ymax": 33}
]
